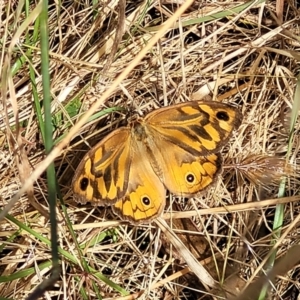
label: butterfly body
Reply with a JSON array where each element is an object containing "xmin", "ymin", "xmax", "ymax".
[{"xmin": 72, "ymin": 101, "xmax": 242, "ymax": 224}]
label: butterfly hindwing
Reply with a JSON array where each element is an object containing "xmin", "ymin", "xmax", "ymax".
[{"xmin": 112, "ymin": 138, "xmax": 166, "ymax": 223}]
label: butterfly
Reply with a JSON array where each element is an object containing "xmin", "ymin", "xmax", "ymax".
[{"xmin": 72, "ymin": 101, "xmax": 242, "ymax": 224}]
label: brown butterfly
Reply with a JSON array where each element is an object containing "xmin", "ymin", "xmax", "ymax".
[{"xmin": 72, "ymin": 101, "xmax": 242, "ymax": 224}]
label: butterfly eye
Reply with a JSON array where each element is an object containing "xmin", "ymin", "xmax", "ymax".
[
  {"xmin": 142, "ymin": 196, "xmax": 150, "ymax": 206},
  {"xmin": 216, "ymin": 111, "xmax": 230, "ymax": 121},
  {"xmin": 186, "ymin": 173, "xmax": 195, "ymax": 183},
  {"xmin": 80, "ymin": 177, "xmax": 89, "ymax": 191}
]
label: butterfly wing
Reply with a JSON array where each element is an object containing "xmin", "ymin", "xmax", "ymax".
[
  {"xmin": 144, "ymin": 101, "xmax": 241, "ymax": 196},
  {"xmin": 72, "ymin": 127, "xmax": 132, "ymax": 205},
  {"xmin": 145, "ymin": 101, "xmax": 242, "ymax": 156},
  {"xmin": 147, "ymin": 138, "xmax": 222, "ymax": 197},
  {"xmin": 113, "ymin": 138, "xmax": 166, "ymax": 224}
]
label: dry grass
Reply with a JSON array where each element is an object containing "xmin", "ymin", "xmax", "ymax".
[{"xmin": 1, "ymin": 0, "xmax": 300, "ymax": 299}]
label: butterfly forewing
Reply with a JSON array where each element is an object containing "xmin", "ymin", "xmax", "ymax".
[
  {"xmin": 145, "ymin": 101, "xmax": 242, "ymax": 156},
  {"xmin": 72, "ymin": 128, "xmax": 132, "ymax": 205}
]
